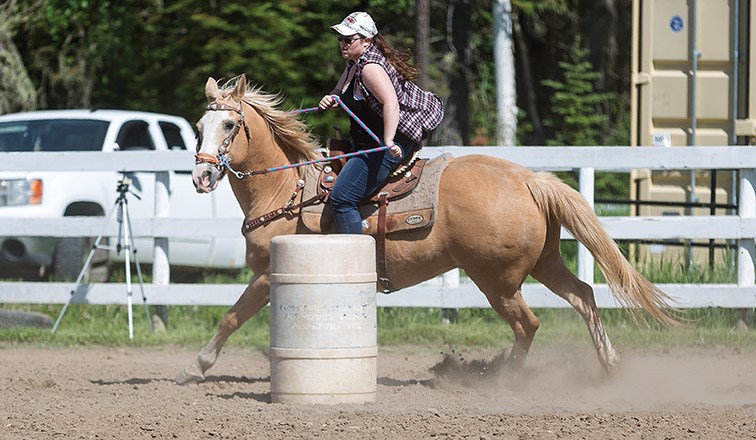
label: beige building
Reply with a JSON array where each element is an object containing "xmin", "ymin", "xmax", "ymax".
[{"xmin": 631, "ymin": 0, "xmax": 754, "ymax": 266}]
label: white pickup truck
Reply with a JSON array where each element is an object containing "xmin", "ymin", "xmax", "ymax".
[{"xmin": 0, "ymin": 109, "xmax": 246, "ymax": 281}]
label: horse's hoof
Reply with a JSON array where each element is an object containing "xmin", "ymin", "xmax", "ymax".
[
  {"xmin": 602, "ymin": 356, "xmax": 621, "ymax": 377},
  {"xmin": 503, "ymin": 357, "xmax": 525, "ymax": 373},
  {"xmin": 175, "ymin": 367, "xmax": 204, "ymax": 385},
  {"xmin": 605, "ymin": 362, "xmax": 620, "ymax": 377},
  {"xmin": 502, "ymin": 348, "xmax": 527, "ymax": 372}
]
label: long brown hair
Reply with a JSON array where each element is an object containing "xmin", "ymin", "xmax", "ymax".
[{"xmin": 371, "ymin": 34, "xmax": 419, "ymax": 81}]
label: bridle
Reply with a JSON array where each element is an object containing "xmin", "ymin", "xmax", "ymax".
[{"xmin": 194, "ymin": 100, "xmax": 251, "ymax": 170}]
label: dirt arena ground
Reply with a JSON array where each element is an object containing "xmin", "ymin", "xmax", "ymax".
[{"xmin": 1, "ymin": 344, "xmax": 754, "ymax": 439}]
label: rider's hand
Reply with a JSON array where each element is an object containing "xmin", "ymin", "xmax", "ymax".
[
  {"xmin": 319, "ymin": 95, "xmax": 338, "ymax": 110},
  {"xmin": 386, "ymin": 140, "xmax": 402, "ymax": 158}
]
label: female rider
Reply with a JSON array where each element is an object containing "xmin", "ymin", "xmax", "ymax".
[{"xmin": 319, "ymin": 11, "xmax": 443, "ymax": 234}]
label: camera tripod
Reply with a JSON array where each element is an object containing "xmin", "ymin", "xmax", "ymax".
[{"xmin": 52, "ymin": 175, "xmax": 154, "ymax": 339}]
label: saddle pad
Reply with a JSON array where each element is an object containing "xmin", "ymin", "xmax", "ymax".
[{"xmin": 301, "ymin": 153, "xmax": 452, "ymax": 235}]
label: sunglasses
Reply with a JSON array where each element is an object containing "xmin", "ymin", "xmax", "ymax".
[{"xmin": 336, "ymin": 35, "xmax": 362, "ymax": 45}]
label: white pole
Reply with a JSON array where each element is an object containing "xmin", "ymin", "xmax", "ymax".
[
  {"xmin": 493, "ymin": 0, "xmax": 517, "ymax": 146},
  {"xmin": 737, "ymin": 170, "xmax": 755, "ymax": 286},
  {"xmin": 123, "ymin": 200, "xmax": 134, "ymax": 340},
  {"xmin": 153, "ymin": 172, "xmax": 170, "ymax": 283},
  {"xmin": 442, "ymin": 269, "xmax": 460, "ymax": 288},
  {"xmin": 578, "ymin": 167, "xmax": 595, "ymax": 284},
  {"xmin": 152, "ymin": 171, "xmax": 171, "ymax": 329},
  {"xmin": 440, "ymin": 269, "xmax": 460, "ymax": 325},
  {"xmin": 737, "ymin": 170, "xmax": 755, "ymax": 328}
]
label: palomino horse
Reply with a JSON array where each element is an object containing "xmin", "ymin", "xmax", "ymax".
[{"xmin": 179, "ymin": 74, "xmax": 676, "ymax": 385}]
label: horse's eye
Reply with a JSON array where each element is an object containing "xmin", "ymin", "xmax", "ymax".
[{"xmin": 224, "ymin": 121, "xmax": 235, "ymax": 131}]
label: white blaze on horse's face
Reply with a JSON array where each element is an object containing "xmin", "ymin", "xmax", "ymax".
[
  {"xmin": 193, "ymin": 75, "xmax": 249, "ymax": 194},
  {"xmin": 192, "ymin": 109, "xmax": 232, "ymax": 193}
]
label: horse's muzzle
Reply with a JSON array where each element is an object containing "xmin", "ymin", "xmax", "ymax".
[{"xmin": 192, "ymin": 164, "xmax": 222, "ymax": 193}]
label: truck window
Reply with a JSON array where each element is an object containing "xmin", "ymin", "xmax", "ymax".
[
  {"xmin": 159, "ymin": 121, "xmax": 187, "ymax": 150},
  {"xmin": 116, "ymin": 121, "xmax": 154, "ymax": 151},
  {"xmin": 0, "ymin": 120, "xmax": 109, "ymax": 152}
]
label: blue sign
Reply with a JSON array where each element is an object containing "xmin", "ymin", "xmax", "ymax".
[{"xmin": 670, "ymin": 15, "xmax": 684, "ymax": 33}]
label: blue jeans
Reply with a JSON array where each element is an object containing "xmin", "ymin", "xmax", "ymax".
[{"xmin": 330, "ymin": 145, "xmax": 412, "ymax": 234}]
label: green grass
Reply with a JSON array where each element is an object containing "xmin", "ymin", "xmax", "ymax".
[
  {"xmin": 1, "ymin": 250, "xmax": 753, "ymax": 351},
  {"xmin": 0, "ymin": 303, "xmax": 268, "ymax": 348},
  {"xmin": 1, "ymin": 303, "xmax": 753, "ymax": 352}
]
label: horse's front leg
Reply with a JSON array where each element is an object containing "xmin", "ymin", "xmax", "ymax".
[{"xmin": 176, "ymin": 274, "xmax": 269, "ymax": 385}]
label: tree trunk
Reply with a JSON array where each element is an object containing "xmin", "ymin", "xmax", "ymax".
[
  {"xmin": 494, "ymin": 0, "xmax": 516, "ymax": 146},
  {"xmin": 53, "ymin": 44, "xmax": 95, "ymax": 109},
  {"xmin": 434, "ymin": 0, "xmax": 471, "ymax": 146},
  {"xmin": 513, "ymin": 11, "xmax": 544, "ymax": 145},
  {"xmin": 582, "ymin": 0, "xmax": 617, "ymax": 104},
  {"xmin": 0, "ymin": 3, "xmax": 36, "ymax": 114},
  {"xmin": 414, "ymin": 0, "xmax": 430, "ymax": 90}
]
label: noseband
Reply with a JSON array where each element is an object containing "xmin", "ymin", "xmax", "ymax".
[{"xmin": 194, "ymin": 101, "xmax": 251, "ymax": 169}]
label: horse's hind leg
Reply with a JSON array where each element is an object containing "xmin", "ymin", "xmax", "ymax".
[
  {"xmin": 175, "ymin": 275, "xmax": 269, "ymax": 385},
  {"xmin": 466, "ymin": 272, "xmax": 540, "ymax": 370},
  {"xmin": 530, "ymin": 250, "xmax": 620, "ymax": 374},
  {"xmin": 493, "ymin": 289, "xmax": 541, "ymax": 369}
]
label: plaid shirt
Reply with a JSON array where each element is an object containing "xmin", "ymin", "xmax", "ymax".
[{"xmin": 353, "ymin": 45, "xmax": 444, "ymax": 144}]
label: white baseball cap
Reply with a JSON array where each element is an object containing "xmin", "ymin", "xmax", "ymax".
[{"xmin": 330, "ymin": 12, "xmax": 378, "ymax": 38}]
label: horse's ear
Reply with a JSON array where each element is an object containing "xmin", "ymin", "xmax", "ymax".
[
  {"xmin": 205, "ymin": 77, "xmax": 220, "ymax": 102},
  {"xmin": 231, "ymin": 74, "xmax": 247, "ymax": 102}
]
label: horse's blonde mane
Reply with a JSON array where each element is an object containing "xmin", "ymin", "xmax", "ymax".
[{"xmin": 219, "ymin": 77, "xmax": 320, "ymax": 163}]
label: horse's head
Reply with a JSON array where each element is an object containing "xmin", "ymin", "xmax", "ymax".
[
  {"xmin": 192, "ymin": 75, "xmax": 251, "ymax": 193},
  {"xmin": 193, "ymin": 74, "xmax": 321, "ymax": 194}
]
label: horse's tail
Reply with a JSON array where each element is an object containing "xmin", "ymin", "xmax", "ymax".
[{"xmin": 525, "ymin": 172, "xmax": 679, "ymax": 326}]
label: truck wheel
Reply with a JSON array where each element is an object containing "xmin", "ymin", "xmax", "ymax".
[{"xmin": 53, "ymin": 237, "xmax": 109, "ymax": 282}]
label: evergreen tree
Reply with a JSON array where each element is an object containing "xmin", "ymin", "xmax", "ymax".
[
  {"xmin": 542, "ymin": 35, "xmax": 612, "ymax": 146},
  {"xmin": 542, "ymin": 36, "xmax": 627, "ymax": 198}
]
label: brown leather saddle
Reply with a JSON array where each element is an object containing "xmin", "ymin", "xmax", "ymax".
[{"xmin": 300, "ymin": 149, "xmax": 451, "ymax": 292}]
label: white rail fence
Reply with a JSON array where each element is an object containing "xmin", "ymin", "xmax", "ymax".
[{"xmin": 1, "ymin": 147, "xmax": 755, "ymax": 309}]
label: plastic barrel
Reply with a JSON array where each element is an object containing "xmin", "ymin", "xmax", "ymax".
[{"xmin": 269, "ymin": 235, "xmax": 377, "ymax": 404}]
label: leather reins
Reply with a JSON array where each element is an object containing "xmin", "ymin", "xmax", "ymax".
[{"xmin": 194, "ymin": 95, "xmax": 392, "ymax": 180}]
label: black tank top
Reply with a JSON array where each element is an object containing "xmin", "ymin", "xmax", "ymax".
[{"xmin": 339, "ymin": 76, "xmax": 414, "ymax": 149}]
